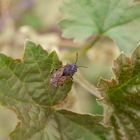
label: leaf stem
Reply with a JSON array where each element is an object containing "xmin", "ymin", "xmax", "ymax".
[
  {"xmin": 63, "ymin": 35, "xmax": 102, "ymax": 98},
  {"xmin": 64, "ymin": 34, "xmax": 101, "ymax": 61},
  {"xmin": 74, "ymin": 71, "xmax": 102, "ymax": 98},
  {"xmin": 79, "ymin": 34, "xmax": 101, "ymax": 56}
]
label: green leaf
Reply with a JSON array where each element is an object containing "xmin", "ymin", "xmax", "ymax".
[
  {"xmin": 11, "ymin": 108, "xmax": 108, "ymax": 140},
  {"xmin": 0, "ymin": 41, "xmax": 72, "ymax": 106},
  {"xmin": 56, "ymin": 110, "xmax": 109, "ymax": 140},
  {"xmin": 0, "ymin": 41, "xmax": 108, "ymax": 140},
  {"xmin": 98, "ymin": 44, "xmax": 140, "ymax": 140},
  {"xmin": 59, "ymin": 0, "xmax": 140, "ymax": 52}
]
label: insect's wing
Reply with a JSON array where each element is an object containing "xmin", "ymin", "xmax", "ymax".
[
  {"xmin": 57, "ymin": 76, "xmax": 72, "ymax": 86},
  {"xmin": 52, "ymin": 67, "xmax": 64, "ymax": 78},
  {"xmin": 49, "ymin": 67, "xmax": 64, "ymax": 87}
]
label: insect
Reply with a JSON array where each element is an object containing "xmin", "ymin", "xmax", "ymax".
[
  {"xmin": 49, "ymin": 67, "xmax": 71, "ymax": 87},
  {"xmin": 49, "ymin": 53, "xmax": 86, "ymax": 87}
]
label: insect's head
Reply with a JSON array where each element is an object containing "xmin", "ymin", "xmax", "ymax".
[{"xmin": 63, "ymin": 53, "xmax": 87, "ymax": 76}]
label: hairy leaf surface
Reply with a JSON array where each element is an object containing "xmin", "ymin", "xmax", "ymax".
[
  {"xmin": 59, "ymin": 0, "xmax": 140, "ymax": 52},
  {"xmin": 98, "ymin": 44, "xmax": 140, "ymax": 140}
]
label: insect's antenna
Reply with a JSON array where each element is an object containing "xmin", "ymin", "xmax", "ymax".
[
  {"xmin": 75, "ymin": 52, "xmax": 78, "ymax": 64},
  {"xmin": 77, "ymin": 65, "xmax": 88, "ymax": 68}
]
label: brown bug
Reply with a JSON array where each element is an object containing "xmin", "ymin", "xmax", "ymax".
[
  {"xmin": 49, "ymin": 67, "xmax": 71, "ymax": 87},
  {"xmin": 49, "ymin": 53, "xmax": 86, "ymax": 87}
]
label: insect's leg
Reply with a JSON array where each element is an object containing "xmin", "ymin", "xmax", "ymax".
[
  {"xmin": 70, "ymin": 76, "xmax": 73, "ymax": 80},
  {"xmin": 50, "ymin": 68, "xmax": 58, "ymax": 74}
]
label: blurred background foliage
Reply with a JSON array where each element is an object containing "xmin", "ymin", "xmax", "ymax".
[{"xmin": 0, "ymin": 0, "xmax": 125, "ymax": 139}]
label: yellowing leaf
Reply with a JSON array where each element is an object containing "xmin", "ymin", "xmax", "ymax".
[{"xmin": 98, "ymin": 44, "xmax": 140, "ymax": 140}]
